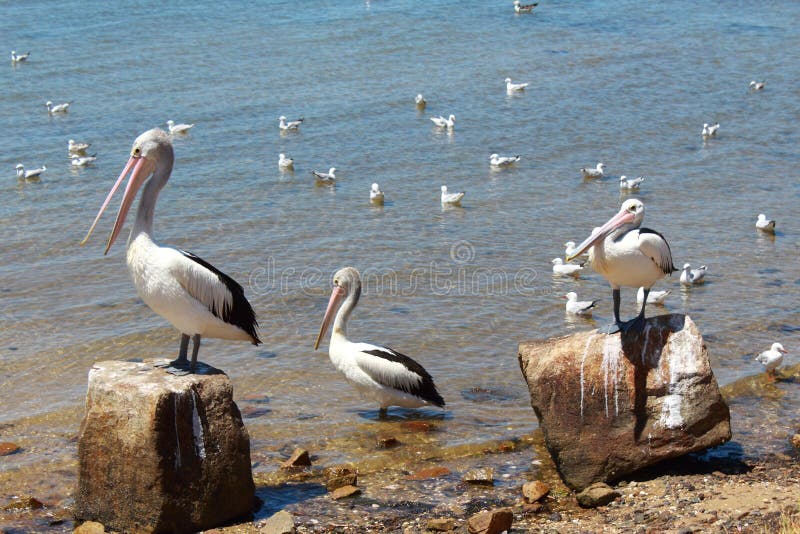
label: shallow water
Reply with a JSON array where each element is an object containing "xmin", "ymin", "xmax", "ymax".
[{"xmin": 1, "ymin": 0, "xmax": 799, "ymax": 517}]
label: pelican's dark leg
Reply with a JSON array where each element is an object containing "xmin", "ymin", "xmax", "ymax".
[
  {"xmin": 599, "ymin": 289, "xmax": 623, "ymax": 334},
  {"xmin": 190, "ymin": 334, "xmax": 201, "ymax": 371},
  {"xmin": 621, "ymin": 289, "xmax": 648, "ymax": 333},
  {"xmin": 156, "ymin": 333, "xmax": 193, "ymax": 375}
]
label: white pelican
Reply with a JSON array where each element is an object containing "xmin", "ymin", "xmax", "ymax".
[
  {"xmin": 551, "ymin": 258, "xmax": 583, "ymax": 276},
  {"xmin": 679, "ymin": 263, "xmax": 707, "ymax": 285},
  {"xmin": 566, "ymin": 199, "xmax": 676, "ymax": 333},
  {"xmin": 11, "ymin": 51, "xmax": 30, "ymax": 63},
  {"xmin": 370, "ymin": 183, "xmax": 384, "ymax": 204},
  {"xmin": 312, "ymin": 167, "xmax": 336, "ymax": 184},
  {"xmin": 15, "ymin": 163, "xmax": 46, "ymax": 180},
  {"xmin": 513, "ymin": 1, "xmax": 537, "ymax": 13},
  {"xmin": 749, "ymin": 81, "xmax": 765, "ymax": 91},
  {"xmin": 755, "ymin": 213, "xmax": 775, "ymax": 234},
  {"xmin": 701, "ymin": 123, "xmax": 719, "ymax": 137},
  {"xmin": 279, "ymin": 116, "xmax": 303, "ymax": 131},
  {"xmin": 415, "ymin": 94, "xmax": 426, "ymax": 109},
  {"xmin": 166, "ymin": 120, "xmax": 194, "ymax": 135},
  {"xmin": 46, "ymin": 101, "xmax": 70, "ymax": 114},
  {"xmin": 278, "ymin": 153, "xmax": 294, "ymax": 169},
  {"xmin": 80, "ymin": 129, "xmax": 261, "ymax": 373},
  {"xmin": 580, "ymin": 162, "xmax": 605, "ymax": 179},
  {"xmin": 430, "ymin": 114, "xmax": 455, "ymax": 129},
  {"xmin": 440, "ymin": 185, "xmax": 464, "ymax": 205},
  {"xmin": 505, "ymin": 78, "xmax": 529, "ymax": 92},
  {"xmin": 68, "ymin": 139, "xmax": 91, "ymax": 155},
  {"xmin": 489, "ymin": 154, "xmax": 521, "ymax": 167},
  {"xmin": 71, "ymin": 154, "xmax": 97, "ymax": 166},
  {"xmin": 755, "ymin": 342, "xmax": 788, "ymax": 376},
  {"xmin": 637, "ymin": 286, "xmax": 670, "ymax": 305},
  {"xmin": 564, "ymin": 292, "xmax": 597, "ymax": 316},
  {"xmin": 314, "ymin": 267, "xmax": 445, "ymax": 415},
  {"xmin": 619, "ymin": 176, "xmax": 645, "ymax": 190}
]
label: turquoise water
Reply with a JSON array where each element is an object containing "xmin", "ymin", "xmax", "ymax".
[{"xmin": 1, "ymin": 0, "xmax": 799, "ymax": 500}]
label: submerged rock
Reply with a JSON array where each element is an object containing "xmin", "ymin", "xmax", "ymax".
[
  {"xmin": 0, "ymin": 442, "xmax": 20, "ymax": 456},
  {"xmin": 330, "ymin": 485, "xmax": 361, "ymax": 500},
  {"xmin": 260, "ymin": 510, "xmax": 295, "ymax": 534},
  {"xmin": 518, "ymin": 314, "xmax": 730, "ymax": 490},
  {"xmin": 324, "ymin": 465, "xmax": 358, "ymax": 491},
  {"xmin": 406, "ymin": 466, "xmax": 451, "ymax": 480},
  {"xmin": 463, "ymin": 467, "xmax": 494, "ymax": 486},
  {"xmin": 281, "ymin": 448, "xmax": 311, "ymax": 469}
]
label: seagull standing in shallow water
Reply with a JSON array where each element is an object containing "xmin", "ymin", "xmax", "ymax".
[
  {"xmin": 755, "ymin": 213, "xmax": 775, "ymax": 234},
  {"xmin": 564, "ymin": 292, "xmax": 597, "ymax": 316},
  {"xmin": 440, "ymin": 185, "xmax": 464, "ymax": 205},
  {"xmin": 680, "ymin": 263, "xmax": 707, "ymax": 285},
  {"xmin": 637, "ymin": 286, "xmax": 670, "ymax": 305},
  {"xmin": 756, "ymin": 343, "xmax": 788, "ymax": 377},
  {"xmin": 552, "ymin": 258, "xmax": 583, "ymax": 276},
  {"xmin": 581, "ymin": 162, "xmax": 605, "ymax": 179}
]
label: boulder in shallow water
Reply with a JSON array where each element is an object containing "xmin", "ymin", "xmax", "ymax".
[{"xmin": 518, "ymin": 314, "xmax": 730, "ymax": 490}]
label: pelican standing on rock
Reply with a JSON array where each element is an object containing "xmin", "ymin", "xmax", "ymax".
[
  {"xmin": 566, "ymin": 199, "xmax": 676, "ymax": 333},
  {"xmin": 756, "ymin": 343, "xmax": 788, "ymax": 377},
  {"xmin": 680, "ymin": 263, "xmax": 707, "ymax": 285},
  {"xmin": 756, "ymin": 213, "xmax": 776, "ymax": 234},
  {"xmin": 314, "ymin": 267, "xmax": 445, "ymax": 416},
  {"xmin": 581, "ymin": 162, "xmax": 605, "ymax": 179},
  {"xmin": 80, "ymin": 129, "xmax": 261, "ymax": 374}
]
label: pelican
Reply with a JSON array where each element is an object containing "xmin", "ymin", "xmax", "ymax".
[
  {"xmin": 702, "ymin": 123, "xmax": 720, "ymax": 137},
  {"xmin": 680, "ymin": 263, "xmax": 707, "ymax": 285},
  {"xmin": 80, "ymin": 129, "xmax": 260, "ymax": 374},
  {"xmin": 756, "ymin": 213, "xmax": 775, "ymax": 234},
  {"xmin": 637, "ymin": 286, "xmax": 670, "ymax": 305},
  {"xmin": 166, "ymin": 120, "xmax": 194, "ymax": 135},
  {"xmin": 415, "ymin": 94, "xmax": 426, "ymax": 109},
  {"xmin": 430, "ymin": 114, "xmax": 455, "ymax": 129},
  {"xmin": 551, "ymin": 258, "xmax": 583, "ymax": 276},
  {"xmin": 580, "ymin": 162, "xmax": 605, "ymax": 179},
  {"xmin": 46, "ymin": 101, "xmax": 70, "ymax": 114},
  {"xmin": 440, "ymin": 185, "xmax": 464, "ymax": 205},
  {"xmin": 490, "ymin": 154, "xmax": 521, "ymax": 167},
  {"xmin": 71, "ymin": 154, "xmax": 97, "ymax": 166},
  {"xmin": 314, "ymin": 267, "xmax": 445, "ymax": 415},
  {"xmin": 278, "ymin": 153, "xmax": 294, "ymax": 169},
  {"xmin": 755, "ymin": 343, "xmax": 788, "ymax": 376},
  {"xmin": 566, "ymin": 199, "xmax": 676, "ymax": 334},
  {"xmin": 15, "ymin": 163, "xmax": 46, "ymax": 180},
  {"xmin": 505, "ymin": 78, "xmax": 529, "ymax": 92},
  {"xmin": 279, "ymin": 116, "xmax": 303, "ymax": 131},
  {"xmin": 749, "ymin": 81, "xmax": 765, "ymax": 91},
  {"xmin": 312, "ymin": 167, "xmax": 336, "ymax": 184},
  {"xmin": 513, "ymin": 1, "xmax": 537, "ymax": 13},
  {"xmin": 370, "ymin": 183, "xmax": 384, "ymax": 204},
  {"xmin": 11, "ymin": 51, "xmax": 30, "ymax": 63},
  {"xmin": 564, "ymin": 292, "xmax": 597, "ymax": 316},
  {"xmin": 619, "ymin": 176, "xmax": 645, "ymax": 190},
  {"xmin": 68, "ymin": 139, "xmax": 91, "ymax": 155}
]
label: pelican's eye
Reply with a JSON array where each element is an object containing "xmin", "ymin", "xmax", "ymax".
[{"xmin": 132, "ymin": 147, "xmax": 141, "ymax": 156}]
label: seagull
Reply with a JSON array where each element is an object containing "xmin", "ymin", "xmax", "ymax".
[
  {"xmin": 513, "ymin": 0, "xmax": 538, "ymax": 13},
  {"xmin": 580, "ymin": 162, "xmax": 605, "ymax": 179},
  {"xmin": 11, "ymin": 51, "xmax": 30, "ymax": 63},
  {"xmin": 278, "ymin": 153, "xmax": 294, "ymax": 169},
  {"xmin": 166, "ymin": 120, "xmax": 194, "ymax": 135},
  {"xmin": 566, "ymin": 199, "xmax": 676, "ymax": 333},
  {"xmin": 680, "ymin": 263, "xmax": 707, "ymax": 285},
  {"xmin": 440, "ymin": 185, "xmax": 464, "ymax": 205},
  {"xmin": 619, "ymin": 175, "xmax": 645, "ymax": 190},
  {"xmin": 755, "ymin": 342, "xmax": 788, "ymax": 377},
  {"xmin": 46, "ymin": 101, "xmax": 70, "ymax": 114},
  {"xmin": 702, "ymin": 123, "xmax": 720, "ymax": 137},
  {"xmin": 312, "ymin": 167, "xmax": 336, "ymax": 184},
  {"xmin": 314, "ymin": 266, "xmax": 445, "ymax": 416},
  {"xmin": 563, "ymin": 241, "xmax": 585, "ymax": 260},
  {"xmin": 68, "ymin": 139, "xmax": 91, "ymax": 155},
  {"xmin": 755, "ymin": 213, "xmax": 776, "ymax": 234},
  {"xmin": 749, "ymin": 81, "xmax": 765, "ymax": 91},
  {"xmin": 415, "ymin": 94, "xmax": 426, "ymax": 109},
  {"xmin": 551, "ymin": 258, "xmax": 583, "ymax": 276},
  {"xmin": 279, "ymin": 116, "xmax": 303, "ymax": 131},
  {"xmin": 71, "ymin": 154, "xmax": 97, "ymax": 166},
  {"xmin": 637, "ymin": 286, "xmax": 670, "ymax": 305},
  {"xmin": 505, "ymin": 78, "xmax": 529, "ymax": 92},
  {"xmin": 370, "ymin": 183, "xmax": 384, "ymax": 204},
  {"xmin": 430, "ymin": 114, "xmax": 455, "ymax": 129},
  {"xmin": 489, "ymin": 154, "xmax": 521, "ymax": 167},
  {"xmin": 564, "ymin": 292, "xmax": 597, "ymax": 316},
  {"xmin": 15, "ymin": 163, "xmax": 46, "ymax": 180},
  {"xmin": 79, "ymin": 129, "xmax": 260, "ymax": 374}
]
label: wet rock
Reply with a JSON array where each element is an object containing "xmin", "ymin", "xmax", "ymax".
[
  {"xmin": 75, "ymin": 360, "xmax": 254, "ymax": 534},
  {"xmin": 523, "ymin": 502, "xmax": 543, "ymax": 514},
  {"xmin": 406, "ymin": 466, "xmax": 451, "ymax": 480},
  {"xmin": 463, "ymin": 467, "xmax": 494, "ymax": 485},
  {"xmin": 281, "ymin": 448, "xmax": 311, "ymax": 469},
  {"xmin": 377, "ymin": 436, "xmax": 400, "ymax": 449},
  {"xmin": 518, "ymin": 314, "xmax": 731, "ymax": 490},
  {"xmin": 3, "ymin": 495, "xmax": 44, "ymax": 510},
  {"xmin": 330, "ymin": 485, "xmax": 361, "ymax": 500},
  {"xmin": 74, "ymin": 521, "xmax": 105, "ymax": 534},
  {"xmin": 324, "ymin": 465, "xmax": 357, "ymax": 491},
  {"xmin": 522, "ymin": 480, "xmax": 550, "ymax": 503},
  {"xmin": 577, "ymin": 482, "xmax": 620, "ymax": 508},
  {"xmin": 260, "ymin": 510, "xmax": 295, "ymax": 534},
  {"xmin": 0, "ymin": 442, "xmax": 20, "ymax": 456},
  {"xmin": 467, "ymin": 507, "xmax": 513, "ymax": 534},
  {"xmin": 427, "ymin": 517, "xmax": 455, "ymax": 531}
]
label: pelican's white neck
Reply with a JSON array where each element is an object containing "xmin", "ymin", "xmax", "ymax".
[
  {"xmin": 332, "ymin": 282, "xmax": 361, "ymax": 340},
  {"xmin": 129, "ymin": 153, "xmax": 173, "ymax": 247}
]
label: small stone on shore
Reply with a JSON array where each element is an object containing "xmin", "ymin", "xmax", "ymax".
[
  {"xmin": 791, "ymin": 434, "xmax": 800, "ymax": 449},
  {"xmin": 426, "ymin": 517, "xmax": 455, "ymax": 531},
  {"xmin": 463, "ymin": 467, "xmax": 494, "ymax": 485},
  {"xmin": 260, "ymin": 510, "xmax": 295, "ymax": 534},
  {"xmin": 577, "ymin": 482, "xmax": 620, "ymax": 508},
  {"xmin": 406, "ymin": 466, "xmax": 451, "ymax": 480},
  {"xmin": 467, "ymin": 507, "xmax": 513, "ymax": 534},
  {"xmin": 73, "ymin": 521, "xmax": 105, "ymax": 534},
  {"xmin": 3, "ymin": 495, "xmax": 44, "ymax": 510},
  {"xmin": 281, "ymin": 448, "xmax": 311, "ymax": 469},
  {"xmin": 325, "ymin": 465, "xmax": 357, "ymax": 491},
  {"xmin": 330, "ymin": 485, "xmax": 361, "ymax": 500},
  {"xmin": 0, "ymin": 442, "xmax": 20, "ymax": 456},
  {"xmin": 377, "ymin": 436, "xmax": 400, "ymax": 449},
  {"xmin": 522, "ymin": 480, "xmax": 550, "ymax": 503}
]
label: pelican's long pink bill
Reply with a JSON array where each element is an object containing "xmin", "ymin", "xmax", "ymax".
[
  {"xmin": 80, "ymin": 156, "xmax": 138, "ymax": 247},
  {"xmin": 314, "ymin": 285, "xmax": 346, "ymax": 350},
  {"xmin": 104, "ymin": 157, "xmax": 154, "ymax": 255},
  {"xmin": 566, "ymin": 208, "xmax": 635, "ymax": 262}
]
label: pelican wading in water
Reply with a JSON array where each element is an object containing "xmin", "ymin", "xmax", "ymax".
[
  {"xmin": 314, "ymin": 267, "xmax": 445, "ymax": 416},
  {"xmin": 566, "ymin": 199, "xmax": 676, "ymax": 334},
  {"xmin": 81, "ymin": 129, "xmax": 260, "ymax": 374}
]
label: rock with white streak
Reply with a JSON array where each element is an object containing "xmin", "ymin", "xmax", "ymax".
[
  {"xmin": 75, "ymin": 360, "xmax": 254, "ymax": 534},
  {"xmin": 518, "ymin": 314, "xmax": 730, "ymax": 490}
]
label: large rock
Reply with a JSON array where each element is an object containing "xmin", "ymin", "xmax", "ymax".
[
  {"xmin": 75, "ymin": 360, "xmax": 255, "ymax": 533},
  {"xmin": 518, "ymin": 314, "xmax": 730, "ymax": 490}
]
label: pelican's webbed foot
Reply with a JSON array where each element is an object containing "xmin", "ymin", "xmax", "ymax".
[
  {"xmin": 599, "ymin": 322, "xmax": 622, "ymax": 335},
  {"xmin": 620, "ymin": 314, "xmax": 646, "ymax": 334}
]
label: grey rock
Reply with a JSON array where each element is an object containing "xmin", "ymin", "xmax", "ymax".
[{"xmin": 577, "ymin": 482, "xmax": 620, "ymax": 508}]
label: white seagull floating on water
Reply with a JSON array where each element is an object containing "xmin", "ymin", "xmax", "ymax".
[
  {"xmin": 430, "ymin": 114, "xmax": 455, "ymax": 129},
  {"xmin": 490, "ymin": 154, "xmax": 521, "ymax": 167},
  {"xmin": 46, "ymin": 101, "xmax": 70, "ymax": 114},
  {"xmin": 551, "ymin": 258, "xmax": 583, "ymax": 276},
  {"xmin": 440, "ymin": 185, "xmax": 464, "ymax": 205},
  {"xmin": 415, "ymin": 94, "xmax": 426, "ymax": 109},
  {"xmin": 702, "ymin": 123, "xmax": 720, "ymax": 137},
  {"xmin": 312, "ymin": 167, "xmax": 336, "ymax": 184},
  {"xmin": 68, "ymin": 139, "xmax": 91, "ymax": 155},
  {"xmin": 71, "ymin": 154, "xmax": 97, "ymax": 166},
  {"xmin": 166, "ymin": 120, "xmax": 194, "ymax": 135},
  {"xmin": 278, "ymin": 153, "xmax": 294, "ymax": 169},
  {"xmin": 279, "ymin": 116, "xmax": 303, "ymax": 131},
  {"xmin": 564, "ymin": 292, "xmax": 597, "ymax": 316},
  {"xmin": 314, "ymin": 267, "xmax": 445, "ymax": 416},
  {"xmin": 15, "ymin": 163, "xmax": 46, "ymax": 180},
  {"xmin": 755, "ymin": 342, "xmax": 788, "ymax": 376},
  {"xmin": 749, "ymin": 81, "xmax": 765, "ymax": 91},
  {"xmin": 11, "ymin": 51, "xmax": 30, "ymax": 63},
  {"xmin": 505, "ymin": 78, "xmax": 529, "ymax": 92},
  {"xmin": 513, "ymin": 1, "xmax": 538, "ymax": 13},
  {"xmin": 580, "ymin": 162, "xmax": 605, "ymax": 179},
  {"xmin": 637, "ymin": 286, "xmax": 670, "ymax": 305},
  {"xmin": 755, "ymin": 213, "xmax": 776, "ymax": 234},
  {"xmin": 619, "ymin": 175, "xmax": 645, "ymax": 190},
  {"xmin": 370, "ymin": 183, "xmax": 384, "ymax": 204},
  {"xmin": 680, "ymin": 263, "xmax": 707, "ymax": 285}
]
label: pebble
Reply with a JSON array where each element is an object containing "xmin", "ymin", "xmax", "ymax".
[
  {"xmin": 0, "ymin": 442, "xmax": 20, "ymax": 456},
  {"xmin": 427, "ymin": 517, "xmax": 455, "ymax": 531},
  {"xmin": 330, "ymin": 485, "xmax": 361, "ymax": 500},
  {"xmin": 324, "ymin": 465, "xmax": 358, "ymax": 491},
  {"xmin": 3, "ymin": 495, "xmax": 44, "ymax": 510},
  {"xmin": 280, "ymin": 448, "xmax": 311, "ymax": 469},
  {"xmin": 522, "ymin": 480, "xmax": 550, "ymax": 503},
  {"xmin": 576, "ymin": 482, "xmax": 621, "ymax": 508},
  {"xmin": 466, "ymin": 507, "xmax": 513, "ymax": 534},
  {"xmin": 376, "ymin": 436, "xmax": 400, "ymax": 449},
  {"xmin": 463, "ymin": 467, "xmax": 494, "ymax": 486}
]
